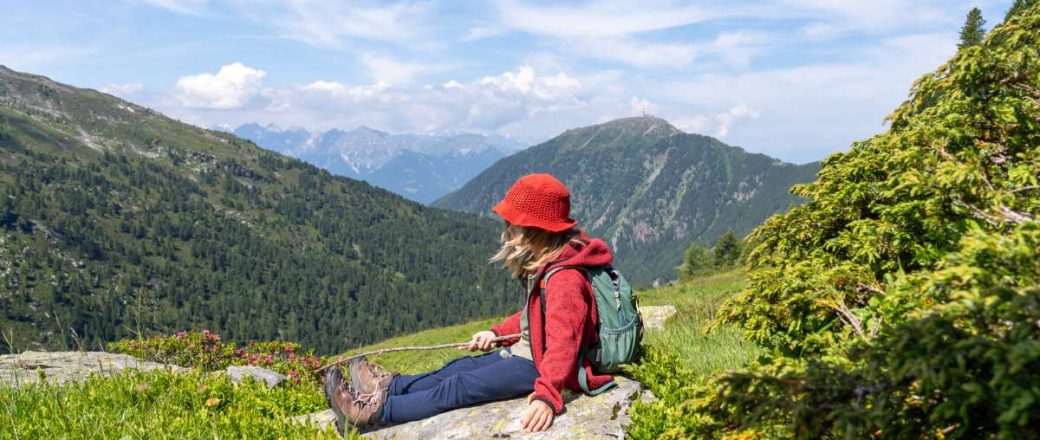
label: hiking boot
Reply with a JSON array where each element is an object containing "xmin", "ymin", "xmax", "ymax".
[
  {"xmin": 324, "ymin": 366, "xmax": 387, "ymax": 431},
  {"xmin": 349, "ymin": 356, "xmax": 395, "ymax": 394},
  {"xmin": 323, "ymin": 367, "xmax": 350, "ymax": 435}
]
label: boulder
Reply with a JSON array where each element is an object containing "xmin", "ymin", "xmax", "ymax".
[
  {"xmin": 225, "ymin": 365, "xmax": 287, "ymax": 388},
  {"xmin": 293, "ymin": 376, "xmax": 650, "ymax": 439},
  {"xmin": 0, "ymin": 351, "xmax": 187, "ymax": 387},
  {"xmin": 639, "ymin": 305, "xmax": 677, "ymax": 331}
]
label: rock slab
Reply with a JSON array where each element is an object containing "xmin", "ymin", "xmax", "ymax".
[
  {"xmin": 0, "ymin": 351, "xmax": 187, "ymax": 387},
  {"xmin": 225, "ymin": 365, "xmax": 287, "ymax": 388},
  {"xmin": 293, "ymin": 376, "xmax": 649, "ymax": 439},
  {"xmin": 639, "ymin": 305, "xmax": 677, "ymax": 331}
]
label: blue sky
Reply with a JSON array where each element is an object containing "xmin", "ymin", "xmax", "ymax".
[{"xmin": 0, "ymin": 0, "xmax": 1013, "ymax": 163}]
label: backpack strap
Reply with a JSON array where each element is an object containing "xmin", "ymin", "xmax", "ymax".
[
  {"xmin": 538, "ymin": 266, "xmax": 587, "ymax": 336},
  {"xmin": 540, "ymin": 266, "xmax": 617, "ymax": 395},
  {"xmin": 578, "ymin": 352, "xmax": 617, "ymax": 395}
]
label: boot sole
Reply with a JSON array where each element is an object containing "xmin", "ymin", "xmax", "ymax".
[{"xmin": 323, "ymin": 368, "xmax": 347, "ymax": 436}]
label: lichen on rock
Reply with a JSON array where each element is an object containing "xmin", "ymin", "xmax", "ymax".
[{"xmin": 0, "ymin": 351, "xmax": 187, "ymax": 387}]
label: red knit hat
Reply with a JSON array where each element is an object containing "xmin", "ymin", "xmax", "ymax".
[{"xmin": 492, "ymin": 174, "xmax": 578, "ymax": 232}]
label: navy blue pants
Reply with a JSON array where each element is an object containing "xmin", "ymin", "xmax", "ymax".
[{"xmin": 379, "ymin": 350, "xmax": 539, "ymax": 424}]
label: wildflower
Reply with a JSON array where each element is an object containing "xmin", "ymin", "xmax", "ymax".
[{"xmin": 205, "ymin": 397, "xmax": 220, "ymax": 407}]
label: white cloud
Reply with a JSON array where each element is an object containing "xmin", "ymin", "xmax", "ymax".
[
  {"xmin": 495, "ymin": 0, "xmax": 713, "ymax": 38},
  {"xmin": 232, "ymin": 0, "xmax": 436, "ymax": 49},
  {"xmin": 714, "ymin": 104, "xmax": 761, "ymax": 137},
  {"xmin": 101, "ymin": 82, "xmax": 144, "ymax": 97},
  {"xmin": 802, "ymin": 22, "xmax": 839, "ymax": 40},
  {"xmin": 463, "ymin": 26, "xmax": 507, "ymax": 42},
  {"xmin": 359, "ymin": 53, "xmax": 444, "ymax": 85},
  {"xmin": 134, "ymin": 0, "xmax": 208, "ymax": 15},
  {"xmin": 0, "ymin": 45, "xmax": 97, "ymax": 71},
  {"xmin": 657, "ymin": 30, "xmax": 960, "ymax": 161},
  {"xmin": 571, "ymin": 38, "xmax": 699, "ymax": 68},
  {"xmin": 478, "ymin": 65, "xmax": 581, "ymax": 100},
  {"xmin": 172, "ymin": 62, "xmax": 267, "ymax": 109},
  {"xmin": 162, "ymin": 65, "xmax": 596, "ymax": 142},
  {"xmin": 670, "ymin": 104, "xmax": 760, "ymax": 138}
]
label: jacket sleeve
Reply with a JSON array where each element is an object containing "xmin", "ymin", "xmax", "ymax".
[
  {"xmin": 531, "ymin": 270, "xmax": 589, "ymax": 414},
  {"xmin": 490, "ymin": 310, "xmax": 522, "ymax": 347}
]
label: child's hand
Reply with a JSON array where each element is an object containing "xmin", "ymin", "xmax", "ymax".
[
  {"xmin": 465, "ymin": 331, "xmax": 497, "ymax": 351},
  {"xmin": 520, "ymin": 400, "xmax": 554, "ymax": 432}
]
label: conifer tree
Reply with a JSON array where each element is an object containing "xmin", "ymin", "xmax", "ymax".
[
  {"xmin": 712, "ymin": 229, "xmax": 741, "ymax": 267},
  {"xmin": 959, "ymin": 7, "xmax": 986, "ymax": 48}
]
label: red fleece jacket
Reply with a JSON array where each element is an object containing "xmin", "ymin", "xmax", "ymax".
[{"xmin": 490, "ymin": 232, "xmax": 614, "ymax": 414}]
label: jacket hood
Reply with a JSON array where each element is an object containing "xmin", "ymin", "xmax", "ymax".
[{"xmin": 545, "ymin": 231, "xmax": 613, "ymax": 271}]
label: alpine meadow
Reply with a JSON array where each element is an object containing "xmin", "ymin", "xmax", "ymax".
[{"xmin": 2, "ymin": 1, "xmax": 1040, "ymax": 439}]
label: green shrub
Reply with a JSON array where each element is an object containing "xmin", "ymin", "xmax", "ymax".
[
  {"xmin": 109, "ymin": 330, "xmax": 324, "ymax": 385},
  {"xmin": 662, "ymin": 4, "xmax": 1040, "ymax": 438}
]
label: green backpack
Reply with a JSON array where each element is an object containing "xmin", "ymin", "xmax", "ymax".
[{"xmin": 540, "ymin": 265, "xmax": 642, "ymax": 395}]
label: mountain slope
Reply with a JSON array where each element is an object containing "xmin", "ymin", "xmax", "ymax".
[
  {"xmin": 0, "ymin": 66, "xmax": 515, "ymax": 354},
  {"xmin": 434, "ymin": 117, "xmax": 819, "ymax": 285},
  {"xmin": 233, "ymin": 124, "xmax": 524, "ymax": 203}
]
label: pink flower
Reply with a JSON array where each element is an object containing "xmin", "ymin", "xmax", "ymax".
[
  {"xmin": 288, "ymin": 353, "xmax": 297, "ymax": 362},
  {"xmin": 263, "ymin": 354, "xmax": 273, "ymax": 365}
]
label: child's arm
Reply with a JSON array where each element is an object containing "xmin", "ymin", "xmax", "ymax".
[
  {"xmin": 490, "ymin": 311, "xmax": 522, "ymax": 346},
  {"xmin": 530, "ymin": 270, "xmax": 588, "ymax": 414}
]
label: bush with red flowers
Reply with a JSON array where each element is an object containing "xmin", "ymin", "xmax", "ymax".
[{"xmin": 109, "ymin": 331, "xmax": 325, "ymax": 385}]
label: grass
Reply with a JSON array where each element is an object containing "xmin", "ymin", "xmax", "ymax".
[
  {"xmin": 0, "ymin": 369, "xmax": 342, "ymax": 440},
  {"xmin": 636, "ymin": 270, "xmax": 762, "ymax": 376}
]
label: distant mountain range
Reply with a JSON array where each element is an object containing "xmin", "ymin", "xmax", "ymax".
[
  {"xmin": 232, "ymin": 124, "xmax": 526, "ymax": 203},
  {"xmin": 0, "ymin": 65, "xmax": 514, "ymax": 354},
  {"xmin": 434, "ymin": 116, "xmax": 821, "ymax": 286}
]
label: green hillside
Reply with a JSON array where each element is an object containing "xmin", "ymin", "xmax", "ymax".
[
  {"xmin": 0, "ymin": 66, "xmax": 515, "ymax": 354},
  {"xmin": 433, "ymin": 116, "xmax": 819, "ymax": 286}
]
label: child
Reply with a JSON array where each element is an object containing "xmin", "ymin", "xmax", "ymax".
[{"xmin": 324, "ymin": 173, "xmax": 615, "ymax": 434}]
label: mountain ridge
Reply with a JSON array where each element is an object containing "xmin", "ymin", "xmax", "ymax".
[{"xmin": 232, "ymin": 123, "xmax": 526, "ymax": 203}]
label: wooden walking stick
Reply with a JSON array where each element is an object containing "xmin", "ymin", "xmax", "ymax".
[{"xmin": 318, "ymin": 333, "xmax": 521, "ymax": 372}]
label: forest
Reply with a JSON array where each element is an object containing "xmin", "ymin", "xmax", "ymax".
[{"xmin": 0, "ymin": 67, "xmax": 517, "ymax": 354}]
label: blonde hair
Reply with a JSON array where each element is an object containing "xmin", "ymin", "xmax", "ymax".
[{"xmin": 490, "ymin": 224, "xmax": 586, "ymax": 278}]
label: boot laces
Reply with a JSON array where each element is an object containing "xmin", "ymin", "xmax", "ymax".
[{"xmin": 351, "ymin": 388, "xmax": 383, "ymax": 408}]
